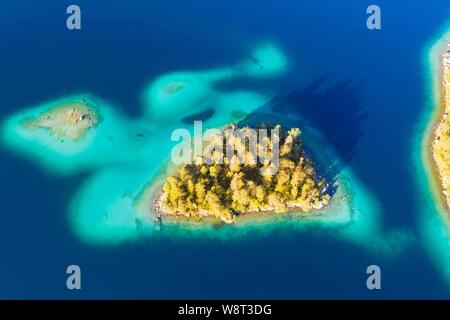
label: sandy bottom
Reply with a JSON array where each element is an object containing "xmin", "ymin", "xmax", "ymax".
[{"xmin": 1, "ymin": 42, "xmax": 412, "ymax": 259}]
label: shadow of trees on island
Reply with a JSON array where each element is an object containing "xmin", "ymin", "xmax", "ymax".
[
  {"xmin": 241, "ymin": 77, "xmax": 368, "ymax": 184},
  {"xmin": 181, "ymin": 77, "xmax": 368, "ymax": 187}
]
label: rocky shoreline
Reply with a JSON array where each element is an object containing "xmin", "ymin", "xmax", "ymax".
[{"xmin": 152, "ymin": 184, "xmax": 330, "ymax": 226}]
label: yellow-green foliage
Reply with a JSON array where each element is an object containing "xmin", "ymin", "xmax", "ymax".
[{"xmin": 161, "ymin": 124, "xmax": 330, "ymax": 223}]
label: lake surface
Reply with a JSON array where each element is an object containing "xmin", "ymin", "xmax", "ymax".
[{"xmin": 0, "ymin": 0, "xmax": 450, "ymax": 298}]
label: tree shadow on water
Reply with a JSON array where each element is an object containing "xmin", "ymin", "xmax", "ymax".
[{"xmin": 242, "ymin": 77, "xmax": 367, "ymax": 183}]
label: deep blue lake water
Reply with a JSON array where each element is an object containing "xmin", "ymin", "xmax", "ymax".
[{"xmin": 1, "ymin": 0, "xmax": 450, "ymax": 298}]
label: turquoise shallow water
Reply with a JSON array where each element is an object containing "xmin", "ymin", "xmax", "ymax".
[{"xmin": 1, "ymin": 0, "xmax": 450, "ymax": 298}]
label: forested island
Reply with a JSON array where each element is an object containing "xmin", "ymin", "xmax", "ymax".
[
  {"xmin": 155, "ymin": 124, "xmax": 331, "ymax": 224},
  {"xmin": 20, "ymin": 98, "xmax": 100, "ymax": 142}
]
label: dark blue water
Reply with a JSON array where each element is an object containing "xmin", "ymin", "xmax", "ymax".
[{"xmin": 1, "ymin": 0, "xmax": 450, "ymax": 298}]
